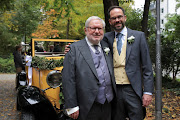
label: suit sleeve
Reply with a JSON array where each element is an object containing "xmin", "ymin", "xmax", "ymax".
[
  {"xmin": 140, "ymin": 33, "xmax": 154, "ymax": 93},
  {"xmin": 62, "ymin": 45, "xmax": 78, "ymax": 109}
]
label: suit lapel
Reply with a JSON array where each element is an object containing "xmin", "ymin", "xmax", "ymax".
[
  {"xmin": 105, "ymin": 32, "xmax": 115, "ymax": 55},
  {"xmin": 78, "ymin": 39, "xmax": 99, "ymax": 79},
  {"xmin": 126, "ymin": 28, "xmax": 133, "ymax": 64},
  {"xmin": 109, "ymin": 32, "xmax": 115, "ymax": 48},
  {"xmin": 100, "ymin": 41, "xmax": 113, "ymax": 76}
]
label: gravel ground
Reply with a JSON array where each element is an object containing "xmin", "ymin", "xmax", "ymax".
[{"xmin": 0, "ymin": 74, "xmax": 20, "ymax": 120}]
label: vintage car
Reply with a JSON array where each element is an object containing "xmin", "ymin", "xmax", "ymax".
[{"xmin": 16, "ymin": 38, "xmax": 78, "ymax": 120}]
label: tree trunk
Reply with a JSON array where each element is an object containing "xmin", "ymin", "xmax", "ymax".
[
  {"xmin": 141, "ymin": 0, "xmax": 150, "ymax": 38},
  {"xmin": 66, "ymin": 18, "xmax": 70, "ymax": 39},
  {"xmin": 103, "ymin": 0, "xmax": 119, "ymax": 32},
  {"xmin": 173, "ymin": 62, "xmax": 179, "ymax": 81}
]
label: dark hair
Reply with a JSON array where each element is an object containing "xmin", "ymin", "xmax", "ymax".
[
  {"xmin": 16, "ymin": 45, "xmax": 22, "ymax": 51},
  {"xmin": 108, "ymin": 6, "xmax": 125, "ymax": 18}
]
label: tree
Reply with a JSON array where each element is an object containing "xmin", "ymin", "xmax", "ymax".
[
  {"xmin": 33, "ymin": 0, "xmax": 105, "ymax": 40},
  {"xmin": 176, "ymin": 0, "xmax": 180, "ymax": 11},
  {"xmin": 103, "ymin": 0, "xmax": 134, "ymax": 32},
  {"xmin": 141, "ymin": 0, "xmax": 151, "ymax": 38},
  {"xmin": 40, "ymin": 0, "xmax": 81, "ymax": 39},
  {"xmin": 0, "ymin": 0, "xmax": 16, "ymax": 56},
  {"xmin": 0, "ymin": 0, "xmax": 14, "ymax": 12},
  {"xmin": 123, "ymin": 5, "xmax": 142, "ymax": 31},
  {"xmin": 52, "ymin": 0, "xmax": 80, "ymax": 39},
  {"xmin": 10, "ymin": 0, "xmax": 42, "ymax": 44},
  {"xmin": 32, "ymin": 9, "xmax": 60, "ymax": 39},
  {"xmin": 103, "ymin": 0, "xmax": 119, "ymax": 32},
  {"xmin": 0, "ymin": 23, "xmax": 15, "ymax": 57},
  {"xmin": 161, "ymin": 14, "xmax": 180, "ymax": 80}
]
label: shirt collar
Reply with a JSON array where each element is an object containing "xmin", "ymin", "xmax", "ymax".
[
  {"xmin": 85, "ymin": 36, "xmax": 101, "ymax": 48},
  {"xmin": 115, "ymin": 26, "xmax": 127, "ymax": 37}
]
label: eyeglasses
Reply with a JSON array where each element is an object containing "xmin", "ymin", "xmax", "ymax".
[
  {"xmin": 110, "ymin": 15, "xmax": 124, "ymax": 20},
  {"xmin": 87, "ymin": 27, "xmax": 104, "ymax": 32}
]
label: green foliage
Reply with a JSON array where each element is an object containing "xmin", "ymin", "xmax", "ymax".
[
  {"xmin": 0, "ymin": 24, "xmax": 17, "ymax": 56},
  {"xmin": 165, "ymin": 14, "xmax": 177, "ymax": 30},
  {"xmin": 176, "ymin": 0, "xmax": 180, "ymax": 11},
  {"xmin": 147, "ymin": 13, "xmax": 156, "ymax": 71},
  {"xmin": 123, "ymin": 5, "xmax": 156, "ymax": 35},
  {"xmin": 39, "ymin": 0, "xmax": 104, "ymax": 40},
  {"xmin": 119, "ymin": 0, "xmax": 133, "ymax": 4},
  {"xmin": 53, "ymin": 0, "xmax": 80, "ymax": 18},
  {"xmin": 162, "ymin": 76, "xmax": 180, "ymax": 96},
  {"xmin": 147, "ymin": 33, "xmax": 156, "ymax": 71},
  {"xmin": 161, "ymin": 14, "xmax": 180, "ymax": 78},
  {"xmin": 10, "ymin": 0, "xmax": 42, "ymax": 41},
  {"xmin": 31, "ymin": 56, "xmax": 64, "ymax": 70},
  {"xmin": 125, "ymin": 8, "xmax": 143, "ymax": 31},
  {"xmin": 59, "ymin": 87, "xmax": 64, "ymax": 105},
  {"xmin": 162, "ymin": 76, "xmax": 180, "ymax": 89},
  {"xmin": 0, "ymin": 0, "xmax": 43, "ymax": 58},
  {"xmin": 0, "ymin": 54, "xmax": 15, "ymax": 73},
  {"xmin": 0, "ymin": 0, "xmax": 14, "ymax": 11}
]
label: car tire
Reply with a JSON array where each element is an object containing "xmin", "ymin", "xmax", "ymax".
[
  {"xmin": 16, "ymin": 97, "xmax": 20, "ymax": 111},
  {"xmin": 20, "ymin": 111, "xmax": 35, "ymax": 120}
]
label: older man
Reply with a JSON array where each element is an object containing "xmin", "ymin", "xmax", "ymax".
[{"xmin": 62, "ymin": 16, "xmax": 116, "ymax": 120}]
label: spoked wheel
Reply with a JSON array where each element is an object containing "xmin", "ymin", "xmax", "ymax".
[{"xmin": 20, "ymin": 110, "xmax": 36, "ymax": 120}]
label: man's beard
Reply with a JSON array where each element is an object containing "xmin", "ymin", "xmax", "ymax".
[{"xmin": 112, "ymin": 22, "xmax": 125, "ymax": 31}]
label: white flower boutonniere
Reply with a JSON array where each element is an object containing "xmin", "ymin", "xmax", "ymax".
[
  {"xmin": 104, "ymin": 47, "xmax": 110, "ymax": 56},
  {"xmin": 127, "ymin": 36, "xmax": 135, "ymax": 44}
]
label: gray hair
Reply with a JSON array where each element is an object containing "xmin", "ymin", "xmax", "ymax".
[{"xmin": 85, "ymin": 16, "xmax": 106, "ymax": 28}]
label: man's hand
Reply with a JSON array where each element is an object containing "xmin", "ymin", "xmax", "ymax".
[
  {"xmin": 64, "ymin": 43, "xmax": 71, "ymax": 54},
  {"xmin": 142, "ymin": 94, "xmax": 152, "ymax": 107},
  {"xmin": 69, "ymin": 110, "xmax": 79, "ymax": 119}
]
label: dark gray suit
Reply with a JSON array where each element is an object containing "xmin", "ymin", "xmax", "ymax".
[
  {"xmin": 13, "ymin": 51, "xmax": 24, "ymax": 69},
  {"xmin": 62, "ymin": 39, "xmax": 116, "ymax": 120},
  {"xmin": 104, "ymin": 28, "xmax": 154, "ymax": 119}
]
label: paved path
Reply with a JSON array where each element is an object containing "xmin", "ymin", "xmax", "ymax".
[
  {"xmin": 0, "ymin": 74, "xmax": 20, "ymax": 120},
  {"xmin": 0, "ymin": 74, "xmax": 16, "ymax": 80}
]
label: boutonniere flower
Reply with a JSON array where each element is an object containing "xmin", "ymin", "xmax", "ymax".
[
  {"xmin": 127, "ymin": 36, "xmax": 135, "ymax": 44},
  {"xmin": 104, "ymin": 47, "xmax": 110, "ymax": 56}
]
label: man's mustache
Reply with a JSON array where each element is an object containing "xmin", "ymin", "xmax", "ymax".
[
  {"xmin": 93, "ymin": 34, "xmax": 102, "ymax": 36},
  {"xmin": 115, "ymin": 21, "xmax": 121, "ymax": 25}
]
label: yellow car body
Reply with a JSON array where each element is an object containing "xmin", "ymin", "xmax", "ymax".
[{"xmin": 27, "ymin": 38, "xmax": 78, "ymax": 109}]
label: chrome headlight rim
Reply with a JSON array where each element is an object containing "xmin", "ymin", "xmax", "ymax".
[{"xmin": 46, "ymin": 70, "xmax": 62, "ymax": 88}]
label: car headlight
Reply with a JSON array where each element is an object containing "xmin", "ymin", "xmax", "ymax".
[
  {"xmin": 46, "ymin": 70, "xmax": 62, "ymax": 88},
  {"xmin": 18, "ymin": 71, "xmax": 27, "ymax": 86}
]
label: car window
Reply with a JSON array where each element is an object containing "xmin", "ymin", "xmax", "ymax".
[{"xmin": 32, "ymin": 39, "xmax": 78, "ymax": 57}]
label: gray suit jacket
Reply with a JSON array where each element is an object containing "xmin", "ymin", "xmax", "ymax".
[
  {"xmin": 103, "ymin": 28, "xmax": 154, "ymax": 99},
  {"xmin": 62, "ymin": 38, "xmax": 116, "ymax": 120}
]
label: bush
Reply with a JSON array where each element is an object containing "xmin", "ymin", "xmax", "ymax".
[
  {"xmin": 162, "ymin": 76, "xmax": 180, "ymax": 89},
  {"xmin": 0, "ymin": 54, "xmax": 15, "ymax": 73}
]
